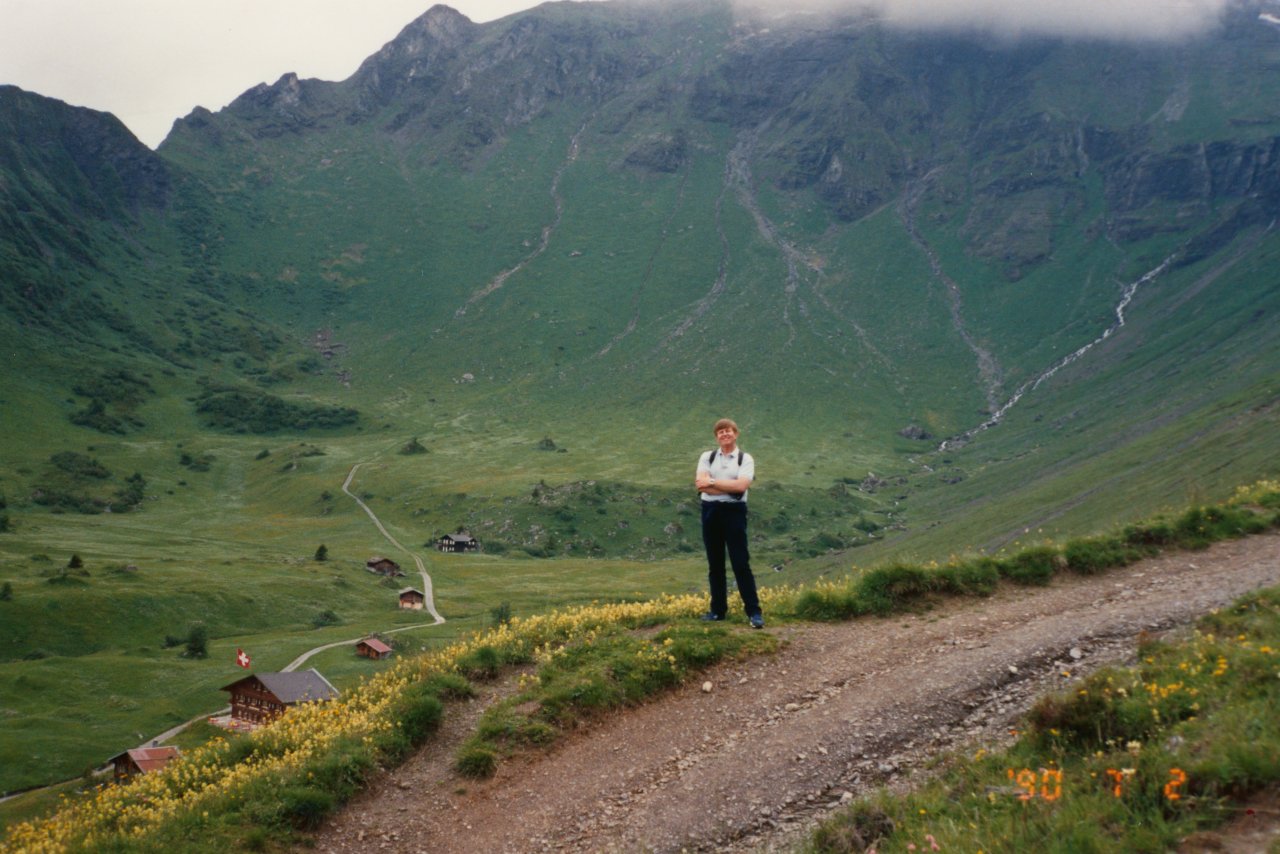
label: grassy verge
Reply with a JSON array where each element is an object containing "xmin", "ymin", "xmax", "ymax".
[
  {"xmin": 804, "ymin": 585, "xmax": 1280, "ymax": 854},
  {"xmin": 455, "ymin": 621, "xmax": 776, "ymax": 778},
  {"xmin": 788, "ymin": 481, "xmax": 1279, "ymax": 621},
  {"xmin": 3, "ymin": 481, "xmax": 1276, "ymax": 853}
]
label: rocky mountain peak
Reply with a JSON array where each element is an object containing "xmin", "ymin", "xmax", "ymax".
[
  {"xmin": 206, "ymin": 70, "xmax": 339, "ymax": 139},
  {"xmin": 232, "ymin": 72, "xmax": 304, "ymax": 111},
  {"xmin": 352, "ymin": 5, "xmax": 477, "ymax": 100},
  {"xmin": 378, "ymin": 3, "xmax": 476, "ymax": 61},
  {"xmin": 410, "ymin": 4, "xmax": 476, "ymax": 44}
]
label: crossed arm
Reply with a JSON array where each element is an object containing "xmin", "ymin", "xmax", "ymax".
[{"xmin": 695, "ymin": 468, "xmax": 752, "ymax": 496}]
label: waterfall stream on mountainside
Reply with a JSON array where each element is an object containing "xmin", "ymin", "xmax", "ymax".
[{"xmin": 939, "ymin": 256, "xmax": 1175, "ymax": 450}]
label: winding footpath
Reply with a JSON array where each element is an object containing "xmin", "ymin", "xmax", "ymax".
[
  {"xmin": 146, "ymin": 465, "xmax": 444, "ymax": 737},
  {"xmin": 280, "ymin": 464, "xmax": 449, "ymax": 672},
  {"xmin": 176, "ymin": 465, "xmax": 445, "ymax": 729},
  {"xmin": 339, "ymin": 462, "xmax": 445, "ymax": 629},
  {"xmin": 165, "ymin": 462, "xmax": 445, "ymax": 722}
]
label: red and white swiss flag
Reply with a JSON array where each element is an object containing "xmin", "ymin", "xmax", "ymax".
[{"xmin": 236, "ymin": 648, "xmax": 252, "ymax": 669}]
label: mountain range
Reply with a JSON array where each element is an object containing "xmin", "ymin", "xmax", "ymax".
[{"xmin": 2, "ymin": 0, "xmax": 1279, "ymax": 570}]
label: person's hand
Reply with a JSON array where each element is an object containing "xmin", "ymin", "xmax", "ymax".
[{"xmin": 695, "ymin": 471, "xmax": 714, "ymax": 491}]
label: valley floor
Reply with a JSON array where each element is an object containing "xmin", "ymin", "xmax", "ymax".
[{"xmin": 309, "ymin": 533, "xmax": 1280, "ymax": 853}]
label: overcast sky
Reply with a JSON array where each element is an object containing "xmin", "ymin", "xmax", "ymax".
[{"xmin": 1, "ymin": 0, "xmax": 1241, "ymax": 150}]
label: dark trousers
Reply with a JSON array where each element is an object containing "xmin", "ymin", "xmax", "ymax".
[{"xmin": 701, "ymin": 501, "xmax": 760, "ymax": 618}]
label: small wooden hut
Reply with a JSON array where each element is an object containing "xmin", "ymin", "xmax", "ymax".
[
  {"xmin": 356, "ymin": 637, "xmax": 393, "ymax": 659},
  {"xmin": 109, "ymin": 746, "xmax": 181, "ymax": 781},
  {"xmin": 366, "ymin": 556, "xmax": 404, "ymax": 576},
  {"xmin": 398, "ymin": 587, "xmax": 425, "ymax": 610}
]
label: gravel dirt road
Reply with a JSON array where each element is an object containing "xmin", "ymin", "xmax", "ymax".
[{"xmin": 311, "ymin": 532, "xmax": 1280, "ymax": 853}]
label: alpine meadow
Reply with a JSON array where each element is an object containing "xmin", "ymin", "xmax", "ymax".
[{"xmin": 1, "ymin": 0, "xmax": 1279, "ymax": 840}]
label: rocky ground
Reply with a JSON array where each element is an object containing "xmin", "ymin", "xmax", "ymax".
[{"xmin": 311, "ymin": 532, "xmax": 1280, "ymax": 853}]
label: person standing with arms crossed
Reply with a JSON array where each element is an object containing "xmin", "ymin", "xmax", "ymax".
[{"xmin": 695, "ymin": 418, "xmax": 764, "ymax": 629}]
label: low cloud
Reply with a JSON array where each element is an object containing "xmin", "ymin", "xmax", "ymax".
[{"xmin": 738, "ymin": 0, "xmax": 1236, "ymax": 41}]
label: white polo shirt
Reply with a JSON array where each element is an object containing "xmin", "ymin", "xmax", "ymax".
[{"xmin": 697, "ymin": 447, "xmax": 755, "ymax": 503}]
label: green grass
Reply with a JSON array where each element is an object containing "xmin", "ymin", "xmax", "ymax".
[
  {"xmin": 456, "ymin": 621, "xmax": 777, "ymax": 778},
  {"xmin": 789, "ymin": 494, "xmax": 1278, "ymax": 623},
  {"xmin": 0, "ymin": 344, "xmax": 1274, "ymax": 798},
  {"xmin": 0, "ymin": 316, "xmax": 1274, "ymax": 797},
  {"xmin": 0, "ymin": 511, "xmax": 705, "ymax": 794},
  {"xmin": 1, "ymin": 484, "xmax": 1274, "ymax": 851}
]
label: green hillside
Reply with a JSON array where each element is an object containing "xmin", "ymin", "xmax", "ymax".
[{"xmin": 1, "ymin": 0, "xmax": 1278, "ymax": 798}]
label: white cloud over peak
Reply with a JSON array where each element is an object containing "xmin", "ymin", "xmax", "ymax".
[{"xmin": 741, "ymin": 0, "xmax": 1236, "ymax": 41}]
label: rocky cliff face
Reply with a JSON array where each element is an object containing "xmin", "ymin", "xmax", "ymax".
[
  {"xmin": 1102, "ymin": 136, "xmax": 1280, "ymax": 236},
  {"xmin": 676, "ymin": 11, "xmax": 1280, "ymax": 277},
  {"xmin": 350, "ymin": 4, "xmax": 478, "ymax": 109},
  {"xmin": 24, "ymin": 2, "xmax": 1280, "ymax": 283}
]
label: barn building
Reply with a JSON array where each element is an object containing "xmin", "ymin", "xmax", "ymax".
[
  {"xmin": 366, "ymin": 556, "xmax": 404, "ymax": 576},
  {"xmin": 220, "ymin": 669, "xmax": 338, "ymax": 726},
  {"xmin": 356, "ymin": 637, "xmax": 393, "ymax": 659},
  {"xmin": 436, "ymin": 533, "xmax": 479, "ymax": 553},
  {"xmin": 108, "ymin": 746, "xmax": 181, "ymax": 781},
  {"xmin": 398, "ymin": 587, "xmax": 426, "ymax": 610}
]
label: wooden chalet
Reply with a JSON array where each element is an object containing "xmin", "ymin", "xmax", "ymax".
[
  {"xmin": 436, "ymin": 532, "xmax": 479, "ymax": 553},
  {"xmin": 365, "ymin": 556, "xmax": 404, "ymax": 577},
  {"xmin": 109, "ymin": 746, "xmax": 180, "ymax": 781},
  {"xmin": 220, "ymin": 669, "xmax": 338, "ymax": 726},
  {"xmin": 356, "ymin": 637, "xmax": 393, "ymax": 659},
  {"xmin": 398, "ymin": 587, "xmax": 426, "ymax": 610}
]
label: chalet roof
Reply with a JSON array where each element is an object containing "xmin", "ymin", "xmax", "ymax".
[
  {"xmin": 109, "ymin": 746, "xmax": 180, "ymax": 772},
  {"xmin": 358, "ymin": 638, "xmax": 393, "ymax": 654},
  {"xmin": 221, "ymin": 669, "xmax": 338, "ymax": 704},
  {"xmin": 260, "ymin": 669, "xmax": 338, "ymax": 703},
  {"xmin": 441, "ymin": 533, "xmax": 475, "ymax": 542},
  {"xmin": 367, "ymin": 556, "xmax": 399, "ymax": 566},
  {"xmin": 398, "ymin": 587, "xmax": 425, "ymax": 597}
]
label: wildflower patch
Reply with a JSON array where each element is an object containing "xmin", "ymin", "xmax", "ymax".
[{"xmin": 809, "ymin": 584, "xmax": 1280, "ymax": 853}]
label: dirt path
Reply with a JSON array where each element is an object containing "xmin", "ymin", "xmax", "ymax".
[
  {"xmin": 343, "ymin": 463, "xmax": 444, "ymax": 626},
  {"xmin": 311, "ymin": 532, "xmax": 1279, "ymax": 853}
]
